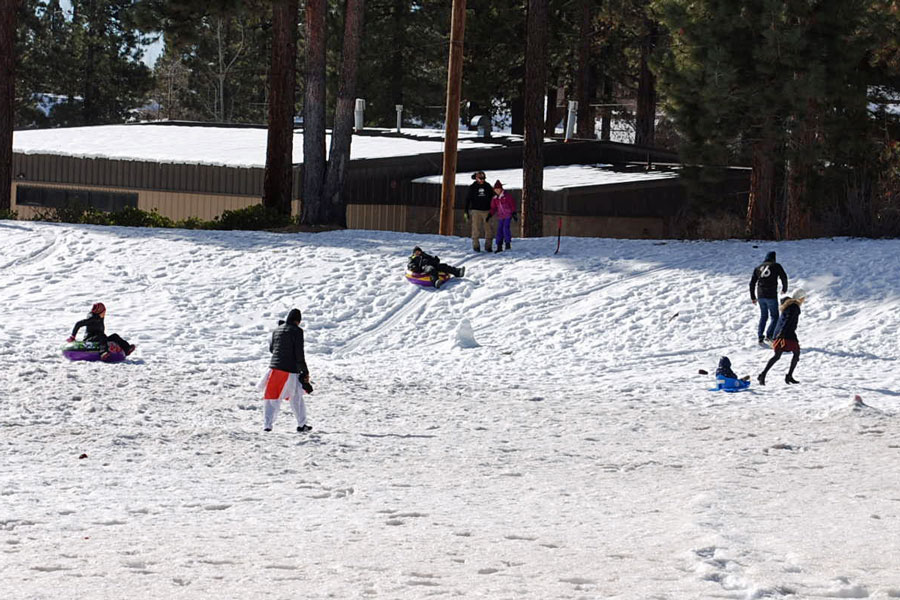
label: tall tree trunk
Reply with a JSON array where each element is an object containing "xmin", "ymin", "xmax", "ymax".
[
  {"xmin": 322, "ymin": 0, "xmax": 365, "ymax": 228},
  {"xmin": 390, "ymin": 0, "xmax": 404, "ymax": 111},
  {"xmin": 522, "ymin": 0, "xmax": 548, "ymax": 237},
  {"xmin": 544, "ymin": 86, "xmax": 559, "ymax": 137},
  {"xmin": 600, "ymin": 74, "xmax": 612, "ymax": 141},
  {"xmin": 262, "ymin": 0, "xmax": 298, "ymax": 215},
  {"xmin": 785, "ymin": 100, "xmax": 818, "ymax": 239},
  {"xmin": 82, "ymin": 0, "xmax": 100, "ymax": 125},
  {"xmin": 746, "ymin": 131, "xmax": 777, "ymax": 239},
  {"xmin": 510, "ymin": 96, "xmax": 524, "ymax": 135},
  {"xmin": 575, "ymin": 0, "xmax": 596, "ymax": 139},
  {"xmin": 634, "ymin": 19, "xmax": 658, "ymax": 147},
  {"xmin": 0, "ymin": 0, "xmax": 22, "ymax": 213},
  {"xmin": 301, "ymin": 0, "xmax": 327, "ymax": 224}
]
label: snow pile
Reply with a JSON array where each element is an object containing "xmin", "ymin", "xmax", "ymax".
[
  {"xmin": 1, "ymin": 222, "xmax": 899, "ymax": 599},
  {"xmin": 413, "ymin": 163, "xmax": 681, "ymax": 190},
  {"xmin": 452, "ymin": 318, "xmax": 480, "ymax": 349}
]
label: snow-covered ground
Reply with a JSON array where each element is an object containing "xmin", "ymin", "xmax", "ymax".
[{"xmin": 1, "ymin": 221, "xmax": 899, "ymax": 599}]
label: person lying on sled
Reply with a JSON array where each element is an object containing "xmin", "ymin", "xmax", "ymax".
[{"xmin": 407, "ymin": 246, "xmax": 465, "ymax": 288}]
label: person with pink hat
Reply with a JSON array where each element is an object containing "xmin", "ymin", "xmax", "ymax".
[
  {"xmin": 67, "ymin": 302, "xmax": 136, "ymax": 361},
  {"xmin": 487, "ymin": 180, "xmax": 517, "ymax": 253}
]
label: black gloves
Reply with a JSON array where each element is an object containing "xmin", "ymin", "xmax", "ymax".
[
  {"xmin": 486, "ymin": 214, "xmax": 492, "ymax": 222},
  {"xmin": 512, "ymin": 212, "xmax": 518, "ymax": 222}
]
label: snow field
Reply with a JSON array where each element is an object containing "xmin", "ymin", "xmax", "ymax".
[{"xmin": 1, "ymin": 221, "xmax": 899, "ymax": 599}]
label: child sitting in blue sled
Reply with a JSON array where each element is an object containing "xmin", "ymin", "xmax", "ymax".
[{"xmin": 713, "ymin": 356, "xmax": 751, "ymax": 392}]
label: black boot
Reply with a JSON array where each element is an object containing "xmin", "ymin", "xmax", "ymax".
[
  {"xmin": 495, "ymin": 244, "xmax": 502, "ymax": 253},
  {"xmin": 785, "ymin": 374, "xmax": 799, "ymax": 384},
  {"xmin": 757, "ymin": 372, "xmax": 766, "ymax": 386},
  {"xmin": 505, "ymin": 241, "xmax": 511, "ymax": 250}
]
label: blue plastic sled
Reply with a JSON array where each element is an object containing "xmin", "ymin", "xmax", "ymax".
[{"xmin": 710, "ymin": 376, "xmax": 751, "ymax": 393}]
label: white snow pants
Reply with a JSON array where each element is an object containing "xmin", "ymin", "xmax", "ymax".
[
  {"xmin": 258, "ymin": 369, "xmax": 307, "ymax": 430},
  {"xmin": 263, "ymin": 394, "xmax": 306, "ymax": 430}
]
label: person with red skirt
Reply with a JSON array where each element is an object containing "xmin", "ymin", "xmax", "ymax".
[
  {"xmin": 258, "ymin": 308, "xmax": 313, "ymax": 432},
  {"xmin": 758, "ymin": 289, "xmax": 807, "ymax": 385}
]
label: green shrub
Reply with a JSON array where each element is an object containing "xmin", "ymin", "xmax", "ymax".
[
  {"xmin": 25, "ymin": 199, "xmax": 294, "ymax": 232},
  {"xmin": 213, "ymin": 203, "xmax": 292, "ymax": 230},
  {"xmin": 108, "ymin": 206, "xmax": 175, "ymax": 228},
  {"xmin": 0, "ymin": 208, "xmax": 17, "ymax": 220},
  {"xmin": 175, "ymin": 216, "xmax": 210, "ymax": 230}
]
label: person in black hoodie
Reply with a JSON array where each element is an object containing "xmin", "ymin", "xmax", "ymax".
[
  {"xmin": 758, "ymin": 289, "xmax": 806, "ymax": 385},
  {"xmin": 67, "ymin": 302, "xmax": 136, "ymax": 360},
  {"xmin": 464, "ymin": 171, "xmax": 496, "ymax": 252},
  {"xmin": 258, "ymin": 308, "xmax": 313, "ymax": 432},
  {"xmin": 750, "ymin": 251, "xmax": 789, "ymax": 345},
  {"xmin": 407, "ymin": 246, "xmax": 465, "ymax": 288}
]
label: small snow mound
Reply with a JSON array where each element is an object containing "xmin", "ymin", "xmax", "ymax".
[
  {"xmin": 850, "ymin": 394, "xmax": 884, "ymax": 415},
  {"xmin": 453, "ymin": 319, "xmax": 480, "ymax": 349}
]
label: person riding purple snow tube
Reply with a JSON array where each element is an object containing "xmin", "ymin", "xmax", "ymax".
[
  {"xmin": 407, "ymin": 247, "xmax": 465, "ymax": 288},
  {"xmin": 67, "ymin": 302, "xmax": 136, "ymax": 361}
]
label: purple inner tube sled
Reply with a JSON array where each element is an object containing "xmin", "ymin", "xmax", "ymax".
[
  {"xmin": 405, "ymin": 271, "xmax": 451, "ymax": 287},
  {"xmin": 61, "ymin": 341, "xmax": 126, "ymax": 363}
]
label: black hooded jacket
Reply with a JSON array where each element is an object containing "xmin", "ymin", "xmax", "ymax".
[
  {"xmin": 773, "ymin": 299, "xmax": 801, "ymax": 341},
  {"xmin": 407, "ymin": 250, "xmax": 441, "ymax": 273},
  {"xmin": 749, "ymin": 251, "xmax": 788, "ymax": 301},
  {"xmin": 715, "ymin": 357, "xmax": 738, "ymax": 379},
  {"xmin": 269, "ymin": 321, "xmax": 309, "ymax": 376},
  {"xmin": 71, "ymin": 313, "xmax": 106, "ymax": 342}
]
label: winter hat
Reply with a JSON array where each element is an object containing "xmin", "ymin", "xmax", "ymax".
[
  {"xmin": 91, "ymin": 302, "xmax": 106, "ymax": 315},
  {"xmin": 412, "ymin": 246, "xmax": 422, "ymax": 254},
  {"xmin": 493, "ymin": 180, "xmax": 503, "ymax": 189},
  {"xmin": 791, "ymin": 288, "xmax": 807, "ymax": 300},
  {"xmin": 765, "ymin": 251, "xmax": 776, "ymax": 262},
  {"xmin": 286, "ymin": 308, "xmax": 302, "ymax": 323}
]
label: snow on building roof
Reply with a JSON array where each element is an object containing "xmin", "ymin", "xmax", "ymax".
[
  {"xmin": 412, "ymin": 164, "xmax": 681, "ymax": 191},
  {"xmin": 12, "ymin": 124, "xmax": 507, "ymax": 168}
]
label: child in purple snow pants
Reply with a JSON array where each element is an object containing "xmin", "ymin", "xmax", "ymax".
[
  {"xmin": 489, "ymin": 180, "xmax": 517, "ymax": 253},
  {"xmin": 495, "ymin": 217, "xmax": 512, "ymax": 248}
]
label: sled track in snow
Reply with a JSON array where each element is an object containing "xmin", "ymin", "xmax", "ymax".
[
  {"xmin": 335, "ymin": 254, "xmax": 482, "ymax": 356},
  {"xmin": 0, "ymin": 228, "xmax": 59, "ymax": 272},
  {"xmin": 337, "ymin": 287, "xmax": 430, "ymax": 356}
]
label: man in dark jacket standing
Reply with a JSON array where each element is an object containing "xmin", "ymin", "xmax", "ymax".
[
  {"xmin": 465, "ymin": 171, "xmax": 495, "ymax": 252},
  {"xmin": 750, "ymin": 251, "xmax": 789, "ymax": 345},
  {"xmin": 258, "ymin": 308, "xmax": 313, "ymax": 432}
]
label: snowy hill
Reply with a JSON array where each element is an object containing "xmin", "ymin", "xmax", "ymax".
[{"xmin": 1, "ymin": 221, "xmax": 899, "ymax": 599}]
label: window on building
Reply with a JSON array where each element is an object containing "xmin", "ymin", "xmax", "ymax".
[{"xmin": 16, "ymin": 186, "xmax": 138, "ymax": 212}]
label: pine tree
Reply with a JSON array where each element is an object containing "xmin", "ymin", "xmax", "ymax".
[
  {"xmin": 1, "ymin": 0, "xmax": 24, "ymax": 213},
  {"xmin": 262, "ymin": 0, "xmax": 298, "ymax": 215},
  {"xmin": 522, "ymin": 0, "xmax": 547, "ymax": 237}
]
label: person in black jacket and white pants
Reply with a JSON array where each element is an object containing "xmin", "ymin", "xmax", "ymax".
[{"xmin": 258, "ymin": 308, "xmax": 313, "ymax": 432}]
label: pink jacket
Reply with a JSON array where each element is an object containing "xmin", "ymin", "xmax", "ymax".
[{"xmin": 489, "ymin": 192, "xmax": 517, "ymax": 220}]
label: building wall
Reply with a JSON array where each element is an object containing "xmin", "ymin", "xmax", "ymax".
[{"xmin": 11, "ymin": 181, "xmax": 260, "ymax": 221}]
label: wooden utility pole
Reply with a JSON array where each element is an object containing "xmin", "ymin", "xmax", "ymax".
[{"xmin": 438, "ymin": 0, "xmax": 466, "ymax": 236}]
